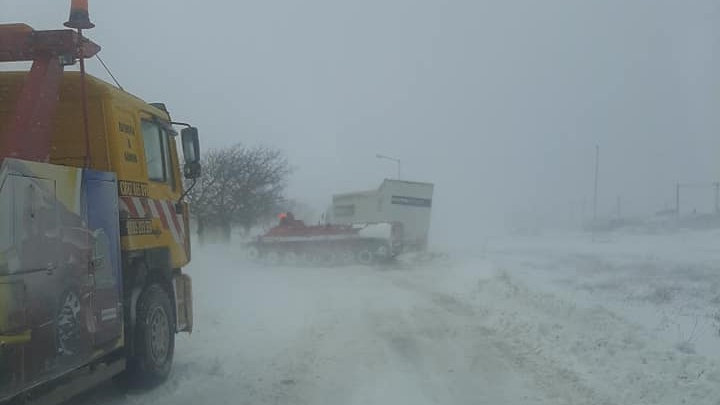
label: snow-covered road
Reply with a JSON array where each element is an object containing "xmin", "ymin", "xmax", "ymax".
[{"xmin": 78, "ymin": 231, "xmax": 720, "ymax": 405}]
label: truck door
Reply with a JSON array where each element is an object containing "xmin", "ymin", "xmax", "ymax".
[{"xmin": 83, "ymin": 174, "xmax": 122, "ymax": 347}]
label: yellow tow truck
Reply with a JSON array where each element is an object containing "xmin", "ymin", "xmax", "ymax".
[{"xmin": 0, "ymin": 2, "xmax": 200, "ymax": 402}]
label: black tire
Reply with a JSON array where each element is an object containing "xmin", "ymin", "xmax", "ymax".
[
  {"xmin": 128, "ymin": 284, "xmax": 175, "ymax": 386},
  {"xmin": 356, "ymin": 248, "xmax": 374, "ymax": 265}
]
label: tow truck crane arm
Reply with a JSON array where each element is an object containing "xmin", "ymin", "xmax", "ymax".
[{"xmin": 0, "ymin": 24, "xmax": 100, "ymax": 162}]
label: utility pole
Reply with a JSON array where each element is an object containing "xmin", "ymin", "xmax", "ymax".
[
  {"xmin": 593, "ymin": 145, "xmax": 599, "ymax": 222},
  {"xmin": 676, "ymin": 182, "xmax": 681, "ymax": 216}
]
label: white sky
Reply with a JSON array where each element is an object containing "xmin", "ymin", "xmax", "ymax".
[{"xmin": 2, "ymin": 0, "xmax": 719, "ymax": 241}]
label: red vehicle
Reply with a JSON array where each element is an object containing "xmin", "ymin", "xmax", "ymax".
[{"xmin": 247, "ymin": 213, "xmax": 404, "ymax": 265}]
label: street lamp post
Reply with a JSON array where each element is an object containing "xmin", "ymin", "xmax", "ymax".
[
  {"xmin": 376, "ymin": 154, "xmax": 401, "ymax": 180},
  {"xmin": 593, "ymin": 144, "xmax": 599, "ymax": 222}
]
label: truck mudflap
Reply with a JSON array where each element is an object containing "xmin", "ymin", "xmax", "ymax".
[{"xmin": 173, "ymin": 273, "xmax": 193, "ymax": 333}]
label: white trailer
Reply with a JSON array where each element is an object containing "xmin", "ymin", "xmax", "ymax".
[{"xmin": 329, "ymin": 179, "xmax": 434, "ymax": 251}]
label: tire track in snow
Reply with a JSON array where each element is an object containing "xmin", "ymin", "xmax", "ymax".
[{"xmin": 386, "ymin": 274, "xmax": 614, "ymax": 405}]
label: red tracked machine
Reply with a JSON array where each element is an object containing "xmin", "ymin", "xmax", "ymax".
[{"xmin": 246, "ymin": 213, "xmax": 403, "ymax": 265}]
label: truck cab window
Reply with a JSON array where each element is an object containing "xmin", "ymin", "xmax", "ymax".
[{"xmin": 141, "ymin": 120, "xmax": 171, "ymax": 183}]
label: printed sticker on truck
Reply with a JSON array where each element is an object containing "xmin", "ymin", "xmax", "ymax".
[
  {"xmin": 120, "ymin": 219, "xmax": 154, "ymax": 236},
  {"xmin": 118, "ymin": 180, "xmax": 149, "ymax": 198}
]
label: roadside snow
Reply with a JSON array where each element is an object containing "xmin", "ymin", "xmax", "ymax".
[
  {"xmin": 485, "ymin": 230, "xmax": 720, "ymax": 361},
  {"xmin": 75, "ymin": 230, "xmax": 720, "ymax": 405}
]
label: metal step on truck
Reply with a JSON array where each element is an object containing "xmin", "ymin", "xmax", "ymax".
[{"xmin": 0, "ymin": 2, "xmax": 201, "ymax": 403}]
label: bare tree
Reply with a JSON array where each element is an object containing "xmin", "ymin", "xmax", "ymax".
[{"xmin": 187, "ymin": 144, "xmax": 291, "ymax": 242}]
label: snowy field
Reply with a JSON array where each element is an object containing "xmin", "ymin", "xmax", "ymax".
[{"xmin": 76, "ymin": 230, "xmax": 720, "ymax": 405}]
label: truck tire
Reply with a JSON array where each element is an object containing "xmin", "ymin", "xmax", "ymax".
[
  {"xmin": 356, "ymin": 249, "xmax": 374, "ymax": 265},
  {"xmin": 129, "ymin": 284, "xmax": 175, "ymax": 386}
]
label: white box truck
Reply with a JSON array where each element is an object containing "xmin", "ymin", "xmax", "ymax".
[{"xmin": 329, "ymin": 180, "xmax": 434, "ymax": 251}]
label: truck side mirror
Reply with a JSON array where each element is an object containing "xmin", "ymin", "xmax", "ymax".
[
  {"xmin": 184, "ymin": 162, "xmax": 201, "ymax": 179},
  {"xmin": 181, "ymin": 127, "xmax": 201, "ymax": 179}
]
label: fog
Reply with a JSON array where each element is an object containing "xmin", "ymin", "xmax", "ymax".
[
  {"xmin": 2, "ymin": 0, "xmax": 719, "ymax": 244},
  {"xmin": 5, "ymin": 3, "xmax": 720, "ymax": 403}
]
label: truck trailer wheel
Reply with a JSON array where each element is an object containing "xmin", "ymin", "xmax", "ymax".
[
  {"xmin": 356, "ymin": 249, "xmax": 374, "ymax": 265},
  {"xmin": 129, "ymin": 284, "xmax": 175, "ymax": 386}
]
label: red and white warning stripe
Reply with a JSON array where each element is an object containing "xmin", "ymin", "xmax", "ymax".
[{"xmin": 120, "ymin": 196, "xmax": 186, "ymax": 247}]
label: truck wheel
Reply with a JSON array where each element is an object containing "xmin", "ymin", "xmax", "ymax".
[
  {"xmin": 356, "ymin": 249, "xmax": 374, "ymax": 265},
  {"xmin": 130, "ymin": 284, "xmax": 175, "ymax": 386}
]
